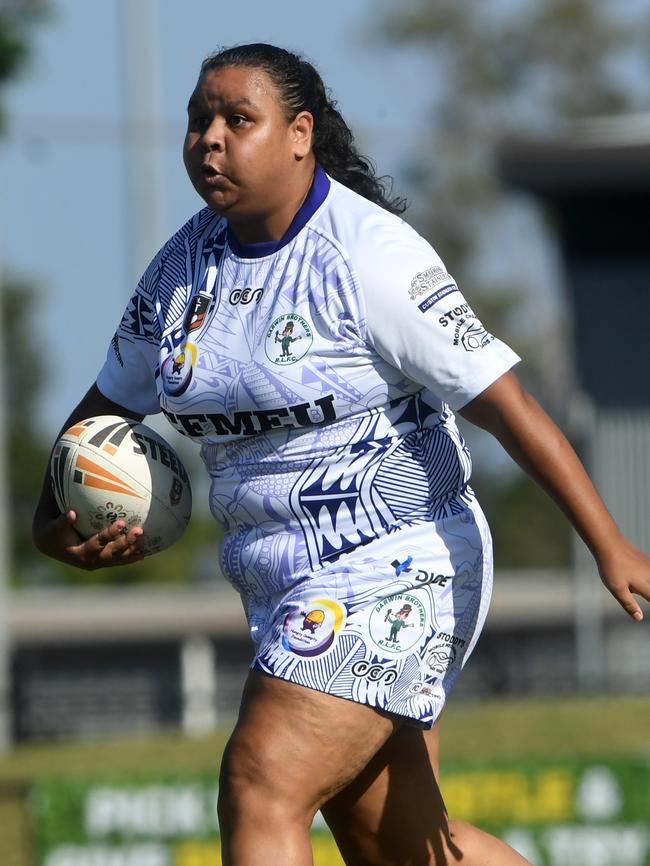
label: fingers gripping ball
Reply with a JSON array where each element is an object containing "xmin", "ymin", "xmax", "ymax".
[{"xmin": 50, "ymin": 416, "xmax": 192, "ymax": 556}]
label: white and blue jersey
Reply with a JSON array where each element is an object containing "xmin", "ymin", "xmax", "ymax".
[{"xmin": 97, "ymin": 166, "xmax": 519, "ymax": 725}]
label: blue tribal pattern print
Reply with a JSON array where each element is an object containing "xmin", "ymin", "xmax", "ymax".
[{"xmin": 97, "ymin": 167, "xmax": 518, "ymax": 724}]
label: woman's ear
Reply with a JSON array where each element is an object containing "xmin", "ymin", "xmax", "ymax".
[{"xmin": 291, "ymin": 111, "xmax": 314, "ymax": 160}]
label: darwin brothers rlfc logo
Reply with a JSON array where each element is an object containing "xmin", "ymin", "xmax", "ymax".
[
  {"xmin": 265, "ymin": 313, "xmax": 313, "ymax": 365},
  {"xmin": 368, "ymin": 592, "xmax": 427, "ymax": 655}
]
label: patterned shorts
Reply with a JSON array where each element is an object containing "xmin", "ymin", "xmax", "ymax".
[{"xmin": 249, "ymin": 500, "xmax": 493, "ymax": 727}]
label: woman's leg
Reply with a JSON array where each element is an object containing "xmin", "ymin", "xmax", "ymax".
[
  {"xmin": 217, "ymin": 669, "xmax": 400, "ymax": 866},
  {"xmin": 321, "ymin": 720, "xmax": 532, "ymax": 866}
]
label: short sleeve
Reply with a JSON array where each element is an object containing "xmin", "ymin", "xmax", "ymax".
[
  {"xmin": 356, "ymin": 217, "xmax": 521, "ymax": 410},
  {"xmin": 96, "ymin": 257, "xmax": 162, "ymax": 416}
]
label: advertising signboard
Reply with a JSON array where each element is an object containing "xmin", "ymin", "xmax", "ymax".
[{"xmin": 30, "ymin": 758, "xmax": 650, "ymax": 866}]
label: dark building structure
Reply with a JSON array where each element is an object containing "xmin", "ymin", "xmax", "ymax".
[
  {"xmin": 499, "ymin": 119, "xmax": 650, "ymax": 413},
  {"xmin": 498, "ymin": 117, "xmax": 650, "ymax": 686}
]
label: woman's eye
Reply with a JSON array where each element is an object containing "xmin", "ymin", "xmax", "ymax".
[
  {"xmin": 228, "ymin": 114, "xmax": 248, "ymax": 128},
  {"xmin": 188, "ymin": 115, "xmax": 209, "ymax": 132}
]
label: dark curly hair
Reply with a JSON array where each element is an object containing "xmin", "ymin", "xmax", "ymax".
[{"xmin": 199, "ymin": 43, "xmax": 407, "ymax": 216}]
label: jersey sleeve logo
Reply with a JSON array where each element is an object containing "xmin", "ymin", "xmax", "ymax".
[{"xmin": 408, "ymin": 265, "xmax": 456, "ymax": 302}]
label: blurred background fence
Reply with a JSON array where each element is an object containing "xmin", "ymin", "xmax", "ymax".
[{"xmin": 5, "ymin": 567, "xmax": 649, "ymax": 744}]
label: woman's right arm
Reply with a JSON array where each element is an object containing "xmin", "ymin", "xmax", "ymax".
[{"xmin": 32, "ymin": 383, "xmax": 147, "ymax": 570}]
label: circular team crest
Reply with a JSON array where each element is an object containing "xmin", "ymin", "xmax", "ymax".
[
  {"xmin": 282, "ymin": 598, "xmax": 345, "ymax": 657},
  {"xmin": 368, "ymin": 592, "xmax": 427, "ymax": 655},
  {"xmin": 265, "ymin": 313, "xmax": 313, "ymax": 365},
  {"xmin": 161, "ymin": 343, "xmax": 197, "ymax": 396}
]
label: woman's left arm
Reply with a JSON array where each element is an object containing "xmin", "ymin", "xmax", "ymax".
[{"xmin": 459, "ymin": 371, "xmax": 650, "ymax": 621}]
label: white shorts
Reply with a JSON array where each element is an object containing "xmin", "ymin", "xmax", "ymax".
[{"xmin": 249, "ymin": 499, "xmax": 493, "ymax": 727}]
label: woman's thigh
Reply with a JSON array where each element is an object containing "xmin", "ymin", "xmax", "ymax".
[
  {"xmin": 320, "ymin": 720, "xmax": 459, "ymax": 865},
  {"xmin": 218, "ymin": 669, "xmax": 402, "ymax": 821}
]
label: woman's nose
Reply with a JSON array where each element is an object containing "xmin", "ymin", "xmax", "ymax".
[{"xmin": 202, "ymin": 118, "xmax": 225, "ymax": 151}]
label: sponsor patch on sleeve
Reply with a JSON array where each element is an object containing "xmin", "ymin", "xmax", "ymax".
[
  {"xmin": 409, "ymin": 265, "xmax": 458, "ymax": 304},
  {"xmin": 418, "ymin": 283, "xmax": 458, "ymax": 313}
]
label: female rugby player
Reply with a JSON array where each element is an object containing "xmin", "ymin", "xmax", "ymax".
[{"xmin": 33, "ymin": 43, "xmax": 650, "ymax": 866}]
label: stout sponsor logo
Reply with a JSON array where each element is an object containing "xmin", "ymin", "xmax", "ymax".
[
  {"xmin": 436, "ymin": 631, "xmax": 466, "ymax": 648},
  {"xmin": 438, "ymin": 303, "xmax": 474, "ymax": 327},
  {"xmin": 438, "ymin": 302, "xmax": 495, "ymax": 352},
  {"xmin": 459, "ymin": 320, "xmax": 494, "ymax": 352}
]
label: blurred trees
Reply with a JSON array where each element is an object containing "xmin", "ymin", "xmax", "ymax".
[
  {"xmin": 0, "ymin": 2, "xmax": 219, "ymax": 586},
  {"xmin": 1, "ymin": 276, "xmax": 220, "ymax": 585},
  {"xmin": 383, "ymin": 0, "xmax": 650, "ymax": 285},
  {"xmin": 2, "ymin": 278, "xmax": 219, "ymax": 586},
  {"xmin": 1, "ymin": 2, "xmax": 51, "ymax": 583},
  {"xmin": 382, "ymin": 0, "xmax": 650, "ymax": 566},
  {"xmin": 0, "ymin": 1, "xmax": 46, "ymax": 126},
  {"xmin": 2, "ymin": 280, "xmax": 51, "ymax": 580}
]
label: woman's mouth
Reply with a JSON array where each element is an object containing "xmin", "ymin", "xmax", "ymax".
[{"xmin": 200, "ymin": 164, "xmax": 229, "ymax": 187}]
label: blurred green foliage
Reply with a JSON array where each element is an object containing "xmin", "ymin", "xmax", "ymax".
[
  {"xmin": 4, "ymin": 287, "xmax": 216, "ymax": 584},
  {"xmin": 383, "ymin": 0, "xmax": 650, "ymax": 278},
  {"xmin": 475, "ymin": 474, "xmax": 572, "ymax": 568},
  {"xmin": 2, "ymin": 274, "xmax": 221, "ymax": 586},
  {"xmin": 2, "ymin": 280, "xmax": 51, "ymax": 578},
  {"xmin": 0, "ymin": 0, "xmax": 48, "ymax": 130},
  {"xmin": 0, "ymin": 1, "xmax": 222, "ymax": 587},
  {"xmin": 380, "ymin": 0, "xmax": 650, "ymax": 566}
]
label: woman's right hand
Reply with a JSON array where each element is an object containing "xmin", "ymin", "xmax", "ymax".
[
  {"xmin": 33, "ymin": 509, "xmax": 146, "ymax": 570},
  {"xmin": 32, "ymin": 383, "xmax": 148, "ymax": 570}
]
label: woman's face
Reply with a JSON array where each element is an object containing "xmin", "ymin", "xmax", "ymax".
[{"xmin": 183, "ymin": 65, "xmax": 313, "ymax": 227}]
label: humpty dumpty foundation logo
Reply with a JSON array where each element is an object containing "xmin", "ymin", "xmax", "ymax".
[
  {"xmin": 265, "ymin": 313, "xmax": 313, "ymax": 365},
  {"xmin": 161, "ymin": 343, "xmax": 198, "ymax": 397},
  {"xmin": 369, "ymin": 592, "xmax": 426, "ymax": 654},
  {"xmin": 282, "ymin": 598, "xmax": 345, "ymax": 657}
]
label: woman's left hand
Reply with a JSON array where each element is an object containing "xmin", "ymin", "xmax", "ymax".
[{"xmin": 596, "ymin": 538, "xmax": 650, "ymax": 622}]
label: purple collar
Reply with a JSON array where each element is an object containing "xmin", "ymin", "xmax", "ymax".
[{"xmin": 226, "ymin": 165, "xmax": 331, "ymax": 258}]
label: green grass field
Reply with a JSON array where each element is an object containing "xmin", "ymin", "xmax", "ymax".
[{"xmin": 2, "ymin": 694, "xmax": 649, "ymax": 866}]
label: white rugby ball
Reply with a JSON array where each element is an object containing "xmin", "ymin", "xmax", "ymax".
[{"xmin": 50, "ymin": 415, "xmax": 192, "ymax": 556}]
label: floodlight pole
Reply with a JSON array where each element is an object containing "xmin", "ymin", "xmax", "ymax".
[
  {"xmin": 120, "ymin": 0, "xmax": 166, "ymax": 286},
  {"xmin": 0, "ymin": 269, "xmax": 13, "ymax": 753}
]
